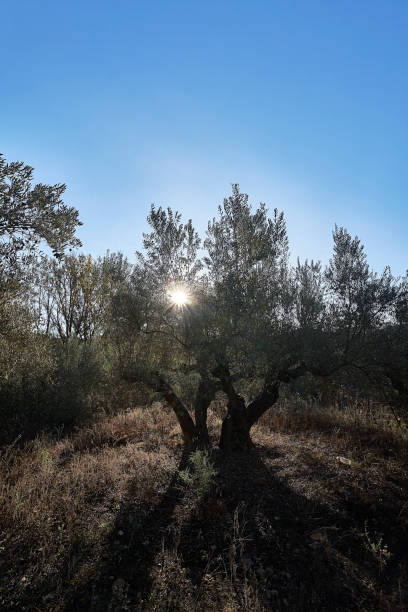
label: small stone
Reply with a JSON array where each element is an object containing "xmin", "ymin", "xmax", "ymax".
[
  {"xmin": 118, "ymin": 530, "xmax": 124, "ymax": 536},
  {"xmin": 336, "ymin": 455, "xmax": 352, "ymax": 465}
]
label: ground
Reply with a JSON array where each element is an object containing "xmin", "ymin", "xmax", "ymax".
[{"xmin": 1, "ymin": 400, "xmax": 407, "ymax": 611}]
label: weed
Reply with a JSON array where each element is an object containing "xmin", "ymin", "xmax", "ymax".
[
  {"xmin": 177, "ymin": 450, "xmax": 217, "ymax": 500},
  {"xmin": 363, "ymin": 521, "xmax": 391, "ymax": 572}
]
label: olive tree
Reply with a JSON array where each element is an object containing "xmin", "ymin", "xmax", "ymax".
[
  {"xmin": 122, "ymin": 188, "xmax": 300, "ymax": 449},
  {"xmin": 0, "ymin": 153, "xmax": 81, "ymax": 273},
  {"xmin": 0, "ymin": 152, "xmax": 82, "ymax": 345},
  {"xmin": 122, "ymin": 188, "xmax": 407, "ymax": 450}
]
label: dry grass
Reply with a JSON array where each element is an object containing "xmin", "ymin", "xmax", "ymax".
[
  {"xmin": 1, "ymin": 400, "xmax": 407, "ymax": 610},
  {"xmin": 257, "ymin": 399, "xmax": 408, "ymax": 460},
  {"xmin": 0, "ymin": 404, "xmax": 180, "ymax": 610}
]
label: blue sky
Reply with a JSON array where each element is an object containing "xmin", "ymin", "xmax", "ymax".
[{"xmin": 1, "ymin": 0, "xmax": 407, "ymax": 274}]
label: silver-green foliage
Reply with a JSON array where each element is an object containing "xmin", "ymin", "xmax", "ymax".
[{"xmin": 178, "ymin": 450, "xmax": 217, "ymax": 498}]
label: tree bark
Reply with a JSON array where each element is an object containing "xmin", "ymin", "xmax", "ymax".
[
  {"xmin": 246, "ymin": 380, "xmax": 280, "ymax": 427},
  {"xmin": 218, "ymin": 398, "xmax": 252, "ymax": 451},
  {"xmin": 194, "ymin": 377, "xmax": 218, "ymax": 447},
  {"xmin": 212, "ymin": 364, "xmax": 252, "ymax": 451},
  {"xmin": 152, "ymin": 372, "xmax": 197, "ymax": 443},
  {"xmin": 244, "ymin": 363, "xmax": 310, "ymax": 427},
  {"xmin": 214, "ymin": 361, "xmax": 317, "ymax": 450}
]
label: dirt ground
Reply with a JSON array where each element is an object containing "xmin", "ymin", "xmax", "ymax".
[{"xmin": 1, "ymin": 401, "xmax": 407, "ymax": 611}]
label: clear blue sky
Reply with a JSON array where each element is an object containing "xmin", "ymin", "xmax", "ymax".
[{"xmin": 1, "ymin": 0, "xmax": 407, "ymax": 274}]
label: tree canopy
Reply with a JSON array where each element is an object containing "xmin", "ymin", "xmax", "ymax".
[
  {"xmin": 0, "ymin": 153, "xmax": 82, "ymax": 276},
  {"xmin": 116, "ymin": 185, "xmax": 408, "ymax": 449}
]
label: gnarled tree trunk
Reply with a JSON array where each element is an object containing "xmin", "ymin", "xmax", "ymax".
[
  {"xmin": 218, "ymin": 383, "xmax": 281, "ymax": 451},
  {"xmin": 124, "ymin": 362, "xmax": 310, "ymax": 452},
  {"xmin": 152, "ymin": 372, "xmax": 197, "ymax": 443},
  {"xmin": 213, "ymin": 364, "xmax": 253, "ymax": 451},
  {"xmin": 213, "ymin": 362, "xmax": 310, "ymax": 451},
  {"xmin": 194, "ymin": 377, "xmax": 218, "ymax": 447}
]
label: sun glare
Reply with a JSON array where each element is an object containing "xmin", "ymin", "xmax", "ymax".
[{"xmin": 168, "ymin": 287, "xmax": 190, "ymax": 307}]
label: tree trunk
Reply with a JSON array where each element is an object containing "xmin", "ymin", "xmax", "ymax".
[
  {"xmin": 194, "ymin": 378, "xmax": 217, "ymax": 447},
  {"xmin": 212, "ymin": 364, "xmax": 252, "ymax": 451},
  {"xmin": 219, "ymin": 408, "xmax": 252, "ymax": 451},
  {"xmin": 219, "ymin": 381, "xmax": 281, "ymax": 450},
  {"xmin": 151, "ymin": 372, "xmax": 197, "ymax": 443}
]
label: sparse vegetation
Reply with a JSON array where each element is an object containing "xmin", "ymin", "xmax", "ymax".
[{"xmin": 0, "ymin": 401, "xmax": 407, "ymax": 610}]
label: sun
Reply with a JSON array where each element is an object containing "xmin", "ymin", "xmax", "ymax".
[{"xmin": 168, "ymin": 286, "xmax": 191, "ymax": 308}]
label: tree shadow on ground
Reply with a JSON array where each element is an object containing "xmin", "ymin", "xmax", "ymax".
[
  {"xmin": 179, "ymin": 446, "xmax": 408, "ymax": 610},
  {"xmin": 65, "ymin": 444, "xmax": 193, "ymax": 610},
  {"xmin": 66, "ymin": 441, "xmax": 408, "ymax": 612}
]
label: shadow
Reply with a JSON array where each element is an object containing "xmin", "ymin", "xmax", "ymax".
[
  {"xmin": 65, "ymin": 444, "xmax": 193, "ymax": 611},
  {"xmin": 64, "ymin": 440, "xmax": 408, "ymax": 612},
  {"xmin": 165, "ymin": 445, "xmax": 408, "ymax": 611}
]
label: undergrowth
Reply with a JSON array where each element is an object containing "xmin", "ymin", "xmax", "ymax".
[{"xmin": 0, "ymin": 400, "xmax": 407, "ymax": 611}]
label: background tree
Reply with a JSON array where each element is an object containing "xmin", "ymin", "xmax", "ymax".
[
  {"xmin": 0, "ymin": 153, "xmax": 82, "ymax": 274},
  {"xmin": 0, "ymin": 154, "xmax": 84, "ymax": 440},
  {"xmin": 35, "ymin": 254, "xmax": 112, "ymax": 341},
  {"xmin": 0, "ymin": 152, "xmax": 82, "ymax": 381}
]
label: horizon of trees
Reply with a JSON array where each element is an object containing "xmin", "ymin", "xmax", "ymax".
[{"xmin": 1, "ymin": 153, "xmax": 407, "ymax": 448}]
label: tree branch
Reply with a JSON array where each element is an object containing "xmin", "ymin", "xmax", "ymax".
[
  {"xmin": 211, "ymin": 363, "xmax": 249, "ymax": 435},
  {"xmin": 194, "ymin": 377, "xmax": 219, "ymax": 446},
  {"xmin": 246, "ymin": 380, "xmax": 280, "ymax": 427},
  {"xmin": 122, "ymin": 368, "xmax": 196, "ymax": 443}
]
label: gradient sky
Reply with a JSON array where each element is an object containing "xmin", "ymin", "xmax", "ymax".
[{"xmin": 1, "ymin": 0, "xmax": 407, "ymax": 275}]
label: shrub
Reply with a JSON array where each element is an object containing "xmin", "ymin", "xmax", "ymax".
[
  {"xmin": 0, "ymin": 335, "xmax": 110, "ymax": 442},
  {"xmin": 178, "ymin": 450, "xmax": 217, "ymax": 499}
]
